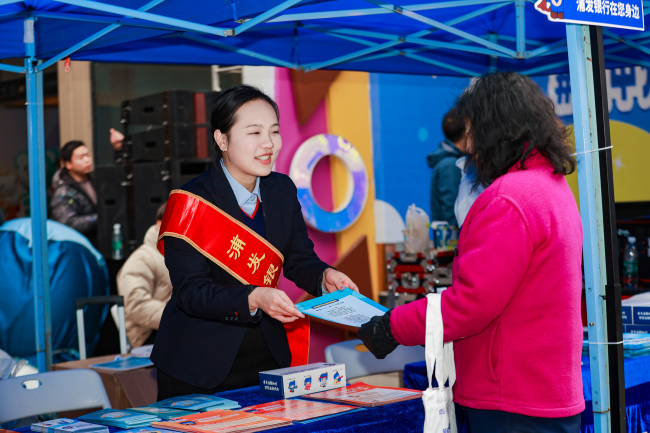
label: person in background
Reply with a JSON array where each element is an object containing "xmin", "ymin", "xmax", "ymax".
[
  {"xmin": 454, "ymin": 156, "xmax": 485, "ymax": 229},
  {"xmin": 152, "ymin": 85, "xmax": 358, "ymax": 400},
  {"xmin": 117, "ymin": 202, "xmax": 171, "ymax": 348},
  {"xmin": 359, "ymin": 71, "xmax": 584, "ymax": 433},
  {"xmin": 428, "ymin": 107, "xmax": 467, "ymax": 227},
  {"xmin": 50, "ymin": 140, "xmax": 98, "ymax": 245}
]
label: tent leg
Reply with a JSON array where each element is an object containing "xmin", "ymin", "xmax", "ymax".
[
  {"xmin": 566, "ymin": 23, "xmax": 611, "ymax": 433},
  {"xmin": 589, "ymin": 25, "xmax": 627, "ymax": 433},
  {"xmin": 25, "ymin": 17, "xmax": 52, "ymax": 372}
]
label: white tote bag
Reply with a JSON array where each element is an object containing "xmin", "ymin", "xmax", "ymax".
[{"xmin": 422, "ymin": 293, "xmax": 457, "ymax": 433}]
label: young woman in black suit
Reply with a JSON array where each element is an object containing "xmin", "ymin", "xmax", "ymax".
[{"xmin": 152, "ymin": 85, "xmax": 358, "ymax": 400}]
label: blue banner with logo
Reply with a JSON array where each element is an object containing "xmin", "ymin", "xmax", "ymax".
[{"xmin": 535, "ymin": 0, "xmax": 644, "ymax": 30}]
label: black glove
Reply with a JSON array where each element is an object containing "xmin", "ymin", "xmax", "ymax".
[{"xmin": 358, "ymin": 310, "xmax": 399, "ymax": 359}]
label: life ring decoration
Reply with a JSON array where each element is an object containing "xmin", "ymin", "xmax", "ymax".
[{"xmin": 289, "ymin": 134, "xmax": 368, "ymax": 233}]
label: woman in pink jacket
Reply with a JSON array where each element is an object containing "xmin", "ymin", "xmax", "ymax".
[{"xmin": 359, "ymin": 71, "xmax": 584, "ymax": 433}]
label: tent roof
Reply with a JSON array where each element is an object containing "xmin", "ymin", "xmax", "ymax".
[{"xmin": 0, "ymin": 0, "xmax": 648, "ymax": 76}]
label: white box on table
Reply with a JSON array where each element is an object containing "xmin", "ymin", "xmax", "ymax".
[{"xmin": 259, "ymin": 362, "xmax": 345, "ymax": 398}]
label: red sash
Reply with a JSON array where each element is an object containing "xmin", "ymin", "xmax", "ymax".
[{"xmin": 158, "ymin": 189, "xmax": 309, "ymax": 367}]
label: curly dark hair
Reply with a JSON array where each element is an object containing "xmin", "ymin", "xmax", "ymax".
[{"xmin": 455, "ymin": 71, "xmax": 575, "ymax": 188}]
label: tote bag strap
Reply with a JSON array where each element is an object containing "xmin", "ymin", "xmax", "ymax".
[{"xmin": 425, "ymin": 293, "xmax": 447, "ymax": 389}]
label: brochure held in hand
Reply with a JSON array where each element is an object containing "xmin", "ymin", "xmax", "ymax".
[{"xmin": 296, "ymin": 288, "xmax": 388, "ymax": 328}]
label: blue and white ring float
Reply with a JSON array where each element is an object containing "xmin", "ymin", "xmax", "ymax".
[{"xmin": 289, "ymin": 134, "xmax": 368, "ymax": 233}]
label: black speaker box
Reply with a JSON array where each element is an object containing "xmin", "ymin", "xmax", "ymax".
[
  {"xmin": 193, "ymin": 91, "xmax": 221, "ymax": 159},
  {"xmin": 201, "ymin": 91, "xmax": 222, "ymax": 120},
  {"xmin": 169, "ymin": 160, "xmax": 213, "ymax": 189},
  {"xmin": 126, "ymin": 125, "xmax": 196, "ymax": 162},
  {"xmin": 95, "ymin": 164, "xmax": 132, "ymax": 258},
  {"xmin": 132, "ymin": 162, "xmax": 171, "ymax": 243},
  {"xmin": 121, "ymin": 90, "xmax": 194, "ymax": 125}
]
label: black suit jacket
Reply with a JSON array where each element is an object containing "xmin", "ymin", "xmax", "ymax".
[{"xmin": 150, "ymin": 162, "xmax": 329, "ymax": 388}]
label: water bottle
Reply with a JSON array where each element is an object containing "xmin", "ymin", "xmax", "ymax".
[
  {"xmin": 622, "ymin": 236, "xmax": 639, "ymax": 290},
  {"xmin": 111, "ymin": 223, "xmax": 124, "ymax": 260}
]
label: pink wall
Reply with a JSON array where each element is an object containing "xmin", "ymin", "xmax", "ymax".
[
  {"xmin": 273, "ymin": 68, "xmax": 344, "ymax": 363},
  {"xmin": 274, "ymin": 68, "xmax": 339, "ymax": 302}
]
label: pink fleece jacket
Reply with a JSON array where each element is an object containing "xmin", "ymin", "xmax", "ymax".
[{"xmin": 391, "ymin": 154, "xmax": 585, "ymax": 418}]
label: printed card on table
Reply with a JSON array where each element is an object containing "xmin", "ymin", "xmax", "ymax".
[{"xmin": 241, "ymin": 399, "xmax": 360, "ymax": 421}]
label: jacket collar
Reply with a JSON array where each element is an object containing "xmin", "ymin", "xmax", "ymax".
[
  {"xmin": 440, "ymin": 139, "xmax": 463, "ymax": 157},
  {"xmin": 259, "ymin": 169, "xmax": 281, "ymax": 248},
  {"xmin": 210, "ymin": 159, "xmax": 246, "ymax": 224},
  {"xmin": 210, "ymin": 160, "xmax": 281, "ymax": 247},
  {"xmin": 508, "ymin": 151, "xmax": 553, "ymax": 173},
  {"xmin": 57, "ymin": 167, "xmax": 95, "ymax": 209},
  {"xmin": 219, "ymin": 158, "xmax": 261, "ymax": 208}
]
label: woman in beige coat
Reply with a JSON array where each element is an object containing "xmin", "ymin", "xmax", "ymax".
[{"xmin": 117, "ymin": 204, "xmax": 171, "ymax": 348}]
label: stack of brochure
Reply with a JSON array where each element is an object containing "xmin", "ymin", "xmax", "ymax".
[
  {"xmin": 151, "ymin": 409, "xmax": 291, "ymax": 432},
  {"xmin": 31, "ymin": 419, "xmax": 109, "ymax": 433},
  {"xmin": 303, "ymin": 382, "xmax": 422, "ymax": 407},
  {"xmin": 121, "ymin": 428, "xmax": 178, "ymax": 433},
  {"xmin": 126, "ymin": 407, "xmax": 195, "ymax": 420},
  {"xmin": 79, "ymin": 409, "xmax": 160, "ymax": 428},
  {"xmin": 240, "ymin": 399, "xmax": 362, "ymax": 424},
  {"xmin": 150, "ymin": 394, "xmax": 240, "ymax": 412}
]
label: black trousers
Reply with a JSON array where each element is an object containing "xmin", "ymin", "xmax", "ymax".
[
  {"xmin": 156, "ymin": 324, "xmax": 279, "ymax": 401},
  {"xmin": 457, "ymin": 404, "xmax": 582, "ymax": 433}
]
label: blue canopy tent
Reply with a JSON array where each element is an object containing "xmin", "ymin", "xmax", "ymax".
[
  {"xmin": 0, "ymin": 1, "xmax": 646, "ymax": 432},
  {"xmin": 0, "ymin": 0, "xmax": 648, "ymax": 74}
]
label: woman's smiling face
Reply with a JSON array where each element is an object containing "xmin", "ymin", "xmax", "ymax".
[{"xmin": 216, "ymin": 98, "xmax": 282, "ymax": 191}]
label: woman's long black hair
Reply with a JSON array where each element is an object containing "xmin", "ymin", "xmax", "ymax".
[{"xmin": 455, "ymin": 71, "xmax": 575, "ymax": 188}]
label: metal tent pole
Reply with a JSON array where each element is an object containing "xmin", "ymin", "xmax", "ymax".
[
  {"xmin": 24, "ymin": 17, "xmax": 52, "ymax": 372},
  {"xmin": 589, "ymin": 25, "xmax": 627, "ymax": 433},
  {"xmin": 566, "ymin": 23, "xmax": 612, "ymax": 433}
]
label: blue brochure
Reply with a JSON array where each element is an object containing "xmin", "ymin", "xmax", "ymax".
[
  {"xmin": 296, "ymin": 288, "xmax": 388, "ymax": 327},
  {"xmin": 125, "ymin": 407, "xmax": 196, "ymax": 420},
  {"xmin": 150, "ymin": 394, "xmax": 240, "ymax": 411},
  {"xmin": 90, "ymin": 356, "xmax": 153, "ymax": 371},
  {"xmin": 79, "ymin": 409, "xmax": 159, "ymax": 428}
]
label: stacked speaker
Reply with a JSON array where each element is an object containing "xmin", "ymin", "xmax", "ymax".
[{"xmin": 96, "ymin": 90, "xmax": 221, "ymax": 258}]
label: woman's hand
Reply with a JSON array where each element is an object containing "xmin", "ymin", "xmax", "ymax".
[
  {"xmin": 248, "ymin": 287, "xmax": 305, "ymax": 323},
  {"xmin": 358, "ymin": 310, "xmax": 399, "ymax": 359},
  {"xmin": 323, "ymin": 268, "xmax": 359, "ymax": 293}
]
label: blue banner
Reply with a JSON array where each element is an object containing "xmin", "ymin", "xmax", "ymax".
[{"xmin": 534, "ymin": 0, "xmax": 644, "ymax": 30}]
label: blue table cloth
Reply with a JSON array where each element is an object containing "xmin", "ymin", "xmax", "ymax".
[
  {"xmin": 403, "ymin": 355, "xmax": 650, "ymax": 433},
  {"xmin": 14, "ymin": 385, "xmax": 425, "ymax": 433}
]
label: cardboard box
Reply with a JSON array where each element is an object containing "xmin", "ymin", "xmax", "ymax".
[
  {"xmin": 53, "ymin": 355, "xmax": 157, "ymax": 411},
  {"xmin": 259, "ymin": 363, "xmax": 345, "ymax": 398}
]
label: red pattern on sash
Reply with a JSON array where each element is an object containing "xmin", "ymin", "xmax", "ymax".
[{"xmin": 158, "ymin": 190, "xmax": 309, "ymax": 366}]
